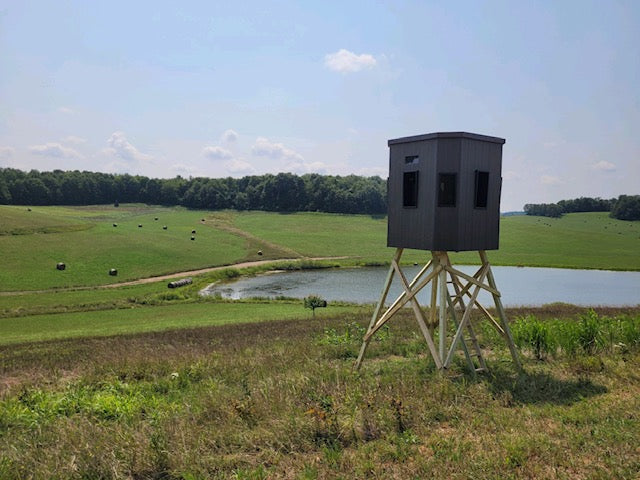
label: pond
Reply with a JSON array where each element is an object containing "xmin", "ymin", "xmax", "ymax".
[{"xmin": 201, "ymin": 265, "xmax": 640, "ymax": 307}]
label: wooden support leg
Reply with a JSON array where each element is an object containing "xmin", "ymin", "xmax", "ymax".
[
  {"xmin": 394, "ymin": 259, "xmax": 442, "ymax": 369},
  {"xmin": 438, "ymin": 262, "xmax": 448, "ymax": 364},
  {"xmin": 479, "ymin": 251, "xmax": 522, "ymax": 372},
  {"xmin": 362, "ymin": 264, "xmax": 441, "ymax": 342},
  {"xmin": 429, "ymin": 252, "xmax": 439, "ymax": 335},
  {"xmin": 444, "ymin": 266, "xmax": 487, "ymax": 368},
  {"xmin": 355, "ymin": 248, "xmax": 402, "ymax": 370}
]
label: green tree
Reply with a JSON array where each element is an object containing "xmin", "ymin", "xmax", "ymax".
[
  {"xmin": 304, "ymin": 295, "xmax": 327, "ymax": 317},
  {"xmin": 610, "ymin": 195, "xmax": 640, "ymax": 221}
]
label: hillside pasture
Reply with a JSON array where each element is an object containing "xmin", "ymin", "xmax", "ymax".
[
  {"xmin": 1, "ymin": 206, "xmax": 640, "ymax": 294},
  {"xmin": 232, "ymin": 210, "xmax": 640, "ymax": 271},
  {"xmin": 0, "ymin": 205, "xmax": 249, "ymax": 291}
]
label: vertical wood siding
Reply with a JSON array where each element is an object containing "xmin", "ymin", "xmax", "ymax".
[{"xmin": 388, "ymin": 132, "xmax": 504, "ymax": 252}]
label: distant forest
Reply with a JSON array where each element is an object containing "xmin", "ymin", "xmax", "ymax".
[
  {"xmin": 0, "ymin": 168, "xmax": 387, "ymax": 215},
  {"xmin": 524, "ymin": 196, "xmax": 640, "ymax": 221},
  {"xmin": 2, "ymin": 167, "xmax": 638, "ymax": 220}
]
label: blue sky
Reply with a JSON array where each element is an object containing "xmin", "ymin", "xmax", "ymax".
[{"xmin": 0, "ymin": 0, "xmax": 638, "ymax": 211}]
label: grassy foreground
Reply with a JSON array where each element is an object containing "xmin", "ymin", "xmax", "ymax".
[{"xmin": 1, "ymin": 306, "xmax": 638, "ymax": 479}]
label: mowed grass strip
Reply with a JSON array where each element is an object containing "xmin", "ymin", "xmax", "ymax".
[
  {"xmin": 232, "ymin": 210, "xmax": 391, "ymax": 259},
  {"xmin": 0, "ymin": 301, "xmax": 361, "ymax": 345},
  {"xmin": 0, "ymin": 283, "xmax": 164, "ymax": 318}
]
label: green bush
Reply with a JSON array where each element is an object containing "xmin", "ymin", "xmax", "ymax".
[
  {"xmin": 577, "ymin": 309, "xmax": 603, "ymax": 354},
  {"xmin": 512, "ymin": 315, "xmax": 555, "ymax": 360},
  {"xmin": 304, "ymin": 295, "xmax": 327, "ymax": 317}
]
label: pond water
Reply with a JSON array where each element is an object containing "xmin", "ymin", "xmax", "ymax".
[{"xmin": 202, "ymin": 265, "xmax": 640, "ymax": 307}]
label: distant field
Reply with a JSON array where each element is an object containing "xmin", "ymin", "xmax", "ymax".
[
  {"xmin": 452, "ymin": 212, "xmax": 640, "ymax": 270},
  {"xmin": 232, "ymin": 210, "xmax": 640, "ymax": 270},
  {"xmin": 1, "ymin": 205, "xmax": 639, "ymax": 293},
  {"xmin": 0, "ymin": 205, "xmax": 249, "ymax": 291}
]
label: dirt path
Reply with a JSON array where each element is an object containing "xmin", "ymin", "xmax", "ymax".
[
  {"xmin": 101, "ymin": 257, "xmax": 346, "ymax": 288},
  {"xmin": 0, "ymin": 257, "xmax": 350, "ymax": 296}
]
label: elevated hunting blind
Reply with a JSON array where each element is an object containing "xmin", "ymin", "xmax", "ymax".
[
  {"xmin": 356, "ymin": 132, "xmax": 520, "ymax": 374},
  {"xmin": 387, "ymin": 131, "xmax": 504, "ymax": 252}
]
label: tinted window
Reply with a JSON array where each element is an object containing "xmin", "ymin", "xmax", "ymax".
[
  {"xmin": 475, "ymin": 171, "xmax": 489, "ymax": 208},
  {"xmin": 438, "ymin": 173, "xmax": 456, "ymax": 207},
  {"xmin": 403, "ymin": 171, "xmax": 418, "ymax": 207}
]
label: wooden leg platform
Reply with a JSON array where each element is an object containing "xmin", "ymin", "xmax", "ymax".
[{"xmin": 355, "ymin": 249, "xmax": 521, "ymax": 373}]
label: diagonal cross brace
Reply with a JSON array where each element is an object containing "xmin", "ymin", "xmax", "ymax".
[{"xmin": 363, "ymin": 263, "xmax": 442, "ymax": 342}]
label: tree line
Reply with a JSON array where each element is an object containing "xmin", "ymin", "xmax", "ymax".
[
  {"xmin": 0, "ymin": 168, "xmax": 387, "ymax": 215},
  {"xmin": 524, "ymin": 196, "xmax": 640, "ymax": 221}
]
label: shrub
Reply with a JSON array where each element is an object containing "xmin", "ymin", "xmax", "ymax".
[
  {"xmin": 512, "ymin": 315, "xmax": 555, "ymax": 360},
  {"xmin": 577, "ymin": 309, "xmax": 603, "ymax": 354},
  {"xmin": 304, "ymin": 295, "xmax": 327, "ymax": 317}
]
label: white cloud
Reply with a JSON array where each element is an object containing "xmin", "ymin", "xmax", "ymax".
[
  {"xmin": 324, "ymin": 49, "xmax": 377, "ymax": 73},
  {"xmin": 62, "ymin": 135, "xmax": 87, "ymax": 145},
  {"xmin": 105, "ymin": 131, "xmax": 152, "ymax": 163},
  {"xmin": 58, "ymin": 106, "xmax": 76, "ymax": 114},
  {"xmin": 592, "ymin": 160, "xmax": 616, "ymax": 172},
  {"xmin": 29, "ymin": 142, "xmax": 82, "ymax": 159},
  {"xmin": 225, "ymin": 158, "xmax": 255, "ymax": 175},
  {"xmin": 202, "ymin": 145, "xmax": 234, "ymax": 160},
  {"xmin": 221, "ymin": 129, "xmax": 238, "ymax": 143},
  {"xmin": 0, "ymin": 146, "xmax": 15, "ymax": 160},
  {"xmin": 540, "ymin": 175, "xmax": 562, "ymax": 185},
  {"xmin": 252, "ymin": 137, "xmax": 303, "ymax": 162}
]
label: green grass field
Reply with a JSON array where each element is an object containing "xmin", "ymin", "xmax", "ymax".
[
  {"xmin": 2, "ymin": 205, "xmax": 639, "ymax": 293},
  {"xmin": 0, "ymin": 205, "xmax": 249, "ymax": 291},
  {"xmin": 0, "ymin": 300, "xmax": 361, "ymax": 345},
  {"xmin": 232, "ymin": 210, "xmax": 640, "ymax": 271}
]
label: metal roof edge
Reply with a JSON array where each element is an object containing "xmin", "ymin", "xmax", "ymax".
[{"xmin": 388, "ymin": 131, "xmax": 506, "ymax": 146}]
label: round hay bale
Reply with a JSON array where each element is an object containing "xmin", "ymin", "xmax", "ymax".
[
  {"xmin": 191, "ymin": 229, "xmax": 196, "ymax": 234},
  {"xmin": 190, "ymin": 236, "xmax": 195, "ymax": 241},
  {"xmin": 257, "ymin": 250, "xmax": 263, "ymax": 256},
  {"xmin": 154, "ymin": 217, "xmax": 159, "ymax": 221},
  {"xmin": 56, "ymin": 262, "xmax": 66, "ymax": 271},
  {"xmin": 201, "ymin": 218, "xmax": 205, "ymax": 222},
  {"xmin": 113, "ymin": 223, "xmax": 118, "ymax": 227},
  {"xmin": 109, "ymin": 268, "xmax": 118, "ymax": 276},
  {"xmin": 27, "ymin": 208, "xmax": 32, "ymax": 212},
  {"xmin": 138, "ymin": 224, "xmax": 143, "ymax": 228},
  {"xmin": 168, "ymin": 277, "xmax": 192, "ymax": 289},
  {"xmin": 163, "ymin": 225, "xmax": 168, "ymax": 230}
]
